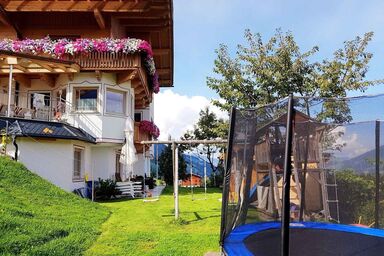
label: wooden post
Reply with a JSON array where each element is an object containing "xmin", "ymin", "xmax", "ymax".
[{"xmin": 173, "ymin": 141, "xmax": 179, "ymax": 219}]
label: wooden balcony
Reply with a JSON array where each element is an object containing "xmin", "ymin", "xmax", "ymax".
[
  {"xmin": 134, "ymin": 122, "xmax": 151, "ymax": 153},
  {"xmin": 65, "ymin": 52, "xmax": 141, "ymax": 71}
]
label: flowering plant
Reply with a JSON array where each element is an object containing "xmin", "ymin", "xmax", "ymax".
[
  {"xmin": 139, "ymin": 120, "xmax": 160, "ymax": 139},
  {"xmin": 0, "ymin": 37, "xmax": 160, "ymax": 93}
]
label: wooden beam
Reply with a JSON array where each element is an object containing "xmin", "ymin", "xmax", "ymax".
[
  {"xmin": 14, "ymin": 64, "xmax": 27, "ymax": 72},
  {"xmin": 68, "ymin": 73, "xmax": 74, "ymax": 81},
  {"xmin": 95, "ymin": 70, "xmax": 102, "ymax": 81},
  {"xmin": 159, "ymin": 79, "xmax": 171, "ymax": 86},
  {"xmin": 156, "ymin": 68, "xmax": 170, "ymax": 75},
  {"xmin": 14, "ymin": 74, "xmax": 31, "ymax": 88},
  {"xmin": 16, "ymin": 1, "xmax": 29, "ymax": 11},
  {"xmin": 131, "ymin": 79, "xmax": 141, "ymax": 89},
  {"xmin": 40, "ymin": 73, "xmax": 56, "ymax": 88},
  {"xmin": 32, "ymin": 60, "xmax": 54, "ymax": 72},
  {"xmin": 116, "ymin": 69, "xmax": 138, "ymax": 84},
  {"xmin": 93, "ymin": 8, "xmax": 105, "ymax": 30},
  {"xmin": 120, "ymin": 18, "xmax": 169, "ymax": 26},
  {"xmin": 153, "ymin": 48, "xmax": 170, "ymax": 56},
  {"xmin": 0, "ymin": 5, "xmax": 22, "ymax": 38},
  {"xmin": 42, "ymin": 1, "xmax": 55, "ymax": 11},
  {"xmin": 66, "ymin": 1, "xmax": 78, "ymax": 11}
]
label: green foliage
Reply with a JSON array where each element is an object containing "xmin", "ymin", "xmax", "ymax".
[
  {"xmin": 158, "ymin": 145, "xmax": 187, "ymax": 185},
  {"xmin": 0, "ymin": 156, "xmax": 109, "ymax": 255},
  {"xmin": 182, "ymin": 107, "xmax": 228, "ymax": 187},
  {"xmin": 85, "ymin": 187, "xmax": 222, "ymax": 256},
  {"xmin": 208, "ymin": 29, "xmax": 382, "ymax": 112},
  {"xmin": 95, "ymin": 178, "xmax": 121, "ymax": 200},
  {"xmin": 336, "ymin": 169, "xmax": 375, "ymax": 224}
]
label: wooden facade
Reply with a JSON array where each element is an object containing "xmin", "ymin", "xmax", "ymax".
[
  {"xmin": 181, "ymin": 174, "xmax": 202, "ymax": 187},
  {"xmin": 0, "ymin": 0, "xmax": 173, "ymax": 108}
]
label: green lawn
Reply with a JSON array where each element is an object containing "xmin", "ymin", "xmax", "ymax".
[
  {"xmin": 0, "ymin": 157, "xmax": 110, "ymax": 255},
  {"xmin": 86, "ymin": 186, "xmax": 222, "ymax": 256},
  {"xmin": 0, "ymin": 156, "xmax": 222, "ymax": 255}
]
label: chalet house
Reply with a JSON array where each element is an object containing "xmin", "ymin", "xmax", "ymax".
[
  {"xmin": 0, "ymin": 0, "xmax": 173, "ymax": 192},
  {"xmin": 180, "ymin": 173, "xmax": 202, "ymax": 187}
]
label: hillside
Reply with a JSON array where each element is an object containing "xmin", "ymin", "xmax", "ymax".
[
  {"xmin": 0, "ymin": 157, "xmax": 109, "ymax": 255},
  {"xmin": 151, "ymin": 144, "xmax": 214, "ymax": 177},
  {"xmin": 338, "ymin": 145, "xmax": 384, "ymax": 172}
]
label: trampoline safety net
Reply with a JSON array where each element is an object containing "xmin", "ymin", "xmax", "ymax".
[{"xmin": 221, "ymin": 94, "xmax": 384, "ymax": 256}]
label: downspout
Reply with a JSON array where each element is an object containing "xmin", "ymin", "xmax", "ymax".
[{"xmin": 12, "ymin": 135, "xmax": 18, "ymax": 161}]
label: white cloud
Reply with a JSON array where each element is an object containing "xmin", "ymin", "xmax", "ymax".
[
  {"xmin": 332, "ymin": 126, "xmax": 369, "ymax": 158},
  {"xmin": 154, "ymin": 89, "xmax": 228, "ymax": 140}
]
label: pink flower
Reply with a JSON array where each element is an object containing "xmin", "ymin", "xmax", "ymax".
[
  {"xmin": 138, "ymin": 40, "xmax": 153, "ymax": 57},
  {"xmin": 0, "ymin": 37, "xmax": 160, "ymax": 94},
  {"xmin": 139, "ymin": 120, "xmax": 160, "ymax": 139}
]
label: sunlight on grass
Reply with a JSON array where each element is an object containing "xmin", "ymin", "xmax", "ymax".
[
  {"xmin": 86, "ymin": 187, "xmax": 222, "ymax": 256},
  {"xmin": 0, "ymin": 157, "xmax": 109, "ymax": 255}
]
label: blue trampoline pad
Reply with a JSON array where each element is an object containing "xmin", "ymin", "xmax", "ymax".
[{"xmin": 223, "ymin": 222, "xmax": 384, "ymax": 256}]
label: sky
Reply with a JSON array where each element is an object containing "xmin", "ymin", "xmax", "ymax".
[{"xmin": 155, "ymin": 0, "xmax": 384, "ymax": 140}]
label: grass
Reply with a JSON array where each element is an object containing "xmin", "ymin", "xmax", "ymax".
[
  {"xmin": 0, "ymin": 156, "xmax": 222, "ymax": 255},
  {"xmin": 85, "ymin": 186, "xmax": 223, "ymax": 256},
  {"xmin": 0, "ymin": 157, "xmax": 110, "ymax": 255}
]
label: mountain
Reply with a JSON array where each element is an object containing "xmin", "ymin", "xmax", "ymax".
[
  {"xmin": 337, "ymin": 145, "xmax": 384, "ymax": 173},
  {"xmin": 150, "ymin": 144, "xmax": 214, "ymax": 177}
]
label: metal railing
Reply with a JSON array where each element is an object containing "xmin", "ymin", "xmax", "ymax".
[{"xmin": 0, "ymin": 90, "xmax": 68, "ymax": 122}]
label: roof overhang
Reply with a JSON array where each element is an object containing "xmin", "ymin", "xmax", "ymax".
[
  {"xmin": 0, "ymin": 50, "xmax": 80, "ymax": 74},
  {"xmin": 0, "ymin": 0, "xmax": 174, "ymax": 87}
]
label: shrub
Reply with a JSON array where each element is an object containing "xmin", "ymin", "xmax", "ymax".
[{"xmin": 95, "ymin": 178, "xmax": 121, "ymax": 200}]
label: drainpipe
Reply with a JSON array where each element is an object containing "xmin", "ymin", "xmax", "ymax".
[{"xmin": 12, "ymin": 135, "xmax": 18, "ymax": 161}]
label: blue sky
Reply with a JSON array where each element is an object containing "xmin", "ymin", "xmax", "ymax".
[
  {"xmin": 172, "ymin": 0, "xmax": 384, "ymax": 98},
  {"xmin": 155, "ymin": 0, "xmax": 384, "ymax": 139}
]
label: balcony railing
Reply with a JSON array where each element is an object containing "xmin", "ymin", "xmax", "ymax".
[
  {"xmin": 64, "ymin": 52, "xmax": 141, "ymax": 71},
  {"xmin": 134, "ymin": 121, "xmax": 151, "ymax": 153},
  {"xmin": 0, "ymin": 91, "xmax": 68, "ymax": 122}
]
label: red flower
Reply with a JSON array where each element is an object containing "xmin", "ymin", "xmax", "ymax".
[{"xmin": 139, "ymin": 120, "xmax": 160, "ymax": 139}]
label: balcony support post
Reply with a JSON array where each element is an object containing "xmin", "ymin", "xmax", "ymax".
[{"xmin": 7, "ymin": 64, "xmax": 13, "ymax": 117}]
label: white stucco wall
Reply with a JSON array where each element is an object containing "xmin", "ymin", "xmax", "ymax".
[
  {"xmin": 6, "ymin": 138, "xmax": 93, "ymax": 192},
  {"xmin": 91, "ymin": 145, "xmax": 121, "ymax": 180},
  {"xmin": 1, "ymin": 71, "xmax": 154, "ymax": 189},
  {"xmin": 133, "ymin": 153, "xmax": 151, "ymax": 177}
]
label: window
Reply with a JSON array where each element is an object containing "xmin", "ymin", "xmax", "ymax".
[
  {"xmin": 115, "ymin": 151, "xmax": 123, "ymax": 182},
  {"xmin": 134, "ymin": 112, "xmax": 142, "ymax": 122},
  {"xmin": 73, "ymin": 147, "xmax": 84, "ymax": 180},
  {"xmin": 74, "ymin": 87, "xmax": 98, "ymax": 111},
  {"xmin": 106, "ymin": 89, "xmax": 125, "ymax": 114}
]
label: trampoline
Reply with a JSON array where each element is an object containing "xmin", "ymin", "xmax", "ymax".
[
  {"xmin": 224, "ymin": 222, "xmax": 384, "ymax": 256},
  {"xmin": 220, "ymin": 95, "xmax": 384, "ymax": 256}
]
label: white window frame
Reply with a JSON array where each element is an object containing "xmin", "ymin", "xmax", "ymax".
[
  {"xmin": 104, "ymin": 87, "xmax": 127, "ymax": 116},
  {"xmin": 73, "ymin": 146, "xmax": 85, "ymax": 182},
  {"xmin": 72, "ymin": 86, "xmax": 99, "ymax": 113}
]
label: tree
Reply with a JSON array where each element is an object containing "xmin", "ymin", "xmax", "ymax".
[
  {"xmin": 182, "ymin": 107, "xmax": 228, "ymax": 186},
  {"xmin": 158, "ymin": 144, "xmax": 187, "ymax": 186},
  {"xmin": 207, "ymin": 29, "xmax": 382, "ymax": 112}
]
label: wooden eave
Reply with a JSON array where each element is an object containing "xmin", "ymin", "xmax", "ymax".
[
  {"xmin": 0, "ymin": 0, "xmax": 174, "ymax": 88},
  {"xmin": 0, "ymin": 50, "xmax": 80, "ymax": 74}
]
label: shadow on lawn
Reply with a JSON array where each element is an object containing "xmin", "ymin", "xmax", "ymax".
[
  {"xmin": 162, "ymin": 186, "xmax": 222, "ymax": 196},
  {"xmin": 162, "ymin": 211, "xmax": 221, "ymax": 224}
]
